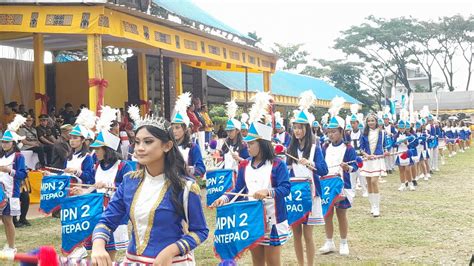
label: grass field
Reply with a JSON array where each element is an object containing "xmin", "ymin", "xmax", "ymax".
[{"xmin": 1, "ymin": 148, "xmax": 473, "ymax": 265}]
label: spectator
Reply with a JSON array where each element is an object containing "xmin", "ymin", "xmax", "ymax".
[
  {"xmin": 76, "ymin": 104, "xmax": 87, "ymax": 116},
  {"xmin": 217, "ymin": 125, "xmax": 227, "ymax": 139},
  {"xmin": 36, "ymin": 114, "xmax": 56, "ymax": 165},
  {"xmin": 8, "ymin": 102, "xmax": 19, "ymax": 114},
  {"xmin": 53, "ymin": 115, "xmax": 65, "ymax": 138},
  {"xmin": 186, "ymin": 104, "xmax": 202, "ymax": 134},
  {"xmin": 18, "ymin": 104, "xmax": 28, "ymax": 117},
  {"xmin": 193, "ymin": 97, "xmax": 206, "ymax": 152},
  {"xmin": 60, "ymin": 103, "xmax": 75, "ymax": 125},
  {"xmin": 49, "ymin": 106, "xmax": 57, "ymax": 118},
  {"xmin": 27, "ymin": 109, "xmax": 35, "ymax": 118},
  {"xmin": 201, "ymin": 104, "xmax": 214, "ymax": 143},
  {"xmin": 50, "ymin": 124, "xmax": 72, "ymax": 169},
  {"xmin": 1, "ymin": 104, "xmax": 15, "ymax": 130},
  {"xmin": 18, "ymin": 114, "xmax": 48, "ymax": 168}
]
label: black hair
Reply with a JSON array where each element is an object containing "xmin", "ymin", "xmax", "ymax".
[
  {"xmin": 0, "ymin": 141, "xmax": 20, "ymax": 157},
  {"xmin": 134, "ymin": 125, "xmax": 187, "ymax": 218},
  {"xmin": 312, "ymin": 126, "xmax": 323, "ymax": 137},
  {"xmin": 174, "ymin": 124, "xmax": 193, "ymax": 149},
  {"xmin": 363, "ymin": 114, "xmax": 378, "ymax": 136},
  {"xmin": 222, "ymin": 130, "xmax": 244, "ymax": 154},
  {"xmin": 100, "ymin": 146, "xmax": 121, "ymax": 166},
  {"xmin": 287, "ymin": 123, "xmax": 313, "ymax": 165},
  {"xmin": 255, "ymin": 139, "xmax": 276, "ymax": 163},
  {"xmin": 67, "ymin": 136, "xmax": 89, "ymax": 160},
  {"xmin": 65, "ymin": 103, "xmax": 72, "ymax": 108}
]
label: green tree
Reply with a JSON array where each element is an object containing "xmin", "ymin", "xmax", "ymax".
[
  {"xmin": 248, "ymin": 31, "xmax": 262, "ymax": 44},
  {"xmin": 208, "ymin": 104, "xmax": 228, "ymax": 128},
  {"xmin": 335, "ymin": 16, "xmax": 416, "ymax": 94},
  {"xmin": 272, "ymin": 43, "xmax": 309, "ymax": 70}
]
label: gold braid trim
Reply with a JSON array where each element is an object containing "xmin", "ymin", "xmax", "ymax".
[{"xmin": 187, "ymin": 232, "xmax": 201, "ymax": 245}]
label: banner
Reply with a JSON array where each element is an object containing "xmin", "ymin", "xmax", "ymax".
[
  {"xmin": 0, "ymin": 183, "xmax": 6, "ymax": 210},
  {"xmin": 320, "ymin": 176, "xmax": 344, "ymax": 218},
  {"xmin": 39, "ymin": 175, "xmax": 70, "ymax": 214},
  {"xmin": 60, "ymin": 193, "xmax": 104, "ymax": 254},
  {"xmin": 206, "ymin": 169, "xmax": 234, "ymax": 207},
  {"xmin": 214, "ymin": 200, "xmax": 265, "ymax": 260},
  {"xmin": 285, "ymin": 178, "xmax": 312, "ymax": 226}
]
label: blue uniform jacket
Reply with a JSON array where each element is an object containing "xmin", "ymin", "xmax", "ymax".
[
  {"xmin": 3, "ymin": 152, "xmax": 27, "ymax": 198},
  {"xmin": 187, "ymin": 143, "xmax": 206, "ymax": 178},
  {"xmin": 93, "ymin": 174, "xmax": 209, "ymax": 258},
  {"xmin": 359, "ymin": 131, "xmax": 386, "ymax": 156},
  {"xmin": 63, "ymin": 153, "xmax": 95, "ymax": 184},
  {"xmin": 288, "ymin": 147, "xmax": 328, "ymax": 197},
  {"xmin": 322, "ymin": 142, "xmax": 358, "ymax": 189},
  {"xmin": 226, "ymin": 158, "xmax": 290, "ymax": 224}
]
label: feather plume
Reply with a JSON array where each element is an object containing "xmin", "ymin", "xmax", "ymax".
[
  {"xmin": 350, "ymin": 104, "xmax": 360, "ymax": 115},
  {"xmin": 249, "ymin": 92, "xmax": 272, "ymax": 123},
  {"xmin": 75, "ymin": 108, "xmax": 96, "ymax": 130},
  {"xmin": 321, "ymin": 113, "xmax": 329, "ymax": 125},
  {"xmin": 298, "ymin": 90, "xmax": 316, "ymax": 110},
  {"xmin": 328, "ymin": 96, "xmax": 345, "ymax": 118},
  {"xmin": 7, "ymin": 114, "xmax": 27, "ymax": 132},
  {"xmin": 419, "ymin": 105, "xmax": 430, "ymax": 118},
  {"xmin": 357, "ymin": 113, "xmax": 364, "ymax": 123},
  {"xmin": 240, "ymin": 113, "xmax": 249, "ymax": 124},
  {"xmin": 127, "ymin": 105, "xmax": 141, "ymax": 122},
  {"xmin": 400, "ymin": 108, "xmax": 409, "ymax": 122},
  {"xmin": 173, "ymin": 92, "xmax": 192, "ymax": 117},
  {"xmin": 96, "ymin": 106, "xmax": 118, "ymax": 132},
  {"xmin": 383, "ymin": 106, "xmax": 390, "ymax": 115},
  {"xmin": 274, "ymin": 111, "xmax": 282, "ymax": 123},
  {"xmin": 377, "ymin": 111, "xmax": 384, "ymax": 119},
  {"xmin": 225, "ymin": 100, "xmax": 239, "ymax": 119}
]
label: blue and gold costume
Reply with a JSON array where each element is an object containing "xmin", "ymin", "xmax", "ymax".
[{"xmin": 93, "ymin": 171, "xmax": 208, "ymax": 264}]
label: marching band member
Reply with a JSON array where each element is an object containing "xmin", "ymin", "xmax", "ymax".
[
  {"xmin": 459, "ymin": 121, "xmax": 467, "ymax": 152},
  {"xmin": 171, "ymin": 93, "xmax": 206, "ymax": 179},
  {"xmin": 63, "ymin": 108, "xmax": 95, "ymax": 185},
  {"xmin": 383, "ymin": 113, "xmax": 398, "ymax": 176},
  {"xmin": 415, "ymin": 120, "xmax": 431, "ymax": 181},
  {"xmin": 213, "ymin": 92, "xmax": 291, "ymax": 266},
  {"xmin": 287, "ymin": 91, "xmax": 328, "ymax": 266},
  {"xmin": 444, "ymin": 120, "xmax": 455, "ymax": 157},
  {"xmin": 71, "ymin": 106, "xmax": 132, "ymax": 259},
  {"xmin": 347, "ymin": 104, "xmax": 367, "ymax": 198},
  {"xmin": 394, "ymin": 115, "xmax": 415, "ymax": 191},
  {"xmin": 274, "ymin": 112, "xmax": 291, "ymax": 148},
  {"xmin": 319, "ymin": 97, "xmax": 358, "ymax": 256},
  {"xmin": 220, "ymin": 100, "xmax": 249, "ymax": 171},
  {"xmin": 91, "ymin": 106, "xmax": 209, "ymax": 265},
  {"xmin": 359, "ymin": 113, "xmax": 387, "ymax": 217},
  {"xmin": 0, "ymin": 115, "xmax": 27, "ymax": 253},
  {"xmin": 425, "ymin": 114, "xmax": 440, "ymax": 172}
]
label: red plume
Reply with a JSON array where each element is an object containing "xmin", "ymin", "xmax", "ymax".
[
  {"xmin": 400, "ymin": 152, "xmax": 408, "ymax": 160},
  {"xmin": 274, "ymin": 144, "xmax": 285, "ymax": 154},
  {"xmin": 357, "ymin": 161, "xmax": 364, "ymax": 168}
]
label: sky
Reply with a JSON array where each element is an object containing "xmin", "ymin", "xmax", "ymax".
[{"xmin": 192, "ymin": 0, "xmax": 473, "ymax": 91}]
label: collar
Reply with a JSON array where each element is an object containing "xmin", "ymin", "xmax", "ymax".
[
  {"xmin": 250, "ymin": 158, "xmax": 266, "ymax": 169},
  {"xmin": 331, "ymin": 140, "xmax": 344, "ymax": 147},
  {"xmin": 145, "ymin": 169, "xmax": 166, "ymax": 181}
]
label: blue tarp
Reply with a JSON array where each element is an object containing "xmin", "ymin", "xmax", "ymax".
[{"xmin": 207, "ymin": 70, "xmax": 361, "ymax": 104}]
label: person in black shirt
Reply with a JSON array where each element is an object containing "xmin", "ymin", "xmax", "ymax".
[
  {"xmin": 36, "ymin": 114, "xmax": 56, "ymax": 165},
  {"xmin": 60, "ymin": 103, "xmax": 76, "ymax": 125}
]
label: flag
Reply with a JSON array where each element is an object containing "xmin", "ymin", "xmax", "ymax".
[
  {"xmin": 214, "ymin": 200, "xmax": 265, "ymax": 260},
  {"xmin": 39, "ymin": 175, "xmax": 70, "ymax": 214},
  {"xmin": 60, "ymin": 193, "xmax": 104, "ymax": 254},
  {"xmin": 206, "ymin": 169, "xmax": 234, "ymax": 207},
  {"xmin": 285, "ymin": 178, "xmax": 312, "ymax": 226}
]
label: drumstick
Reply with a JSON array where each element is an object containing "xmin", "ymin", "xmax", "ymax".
[
  {"xmin": 44, "ymin": 166, "xmax": 64, "ymax": 172},
  {"xmin": 225, "ymin": 192, "xmax": 271, "ymax": 199},
  {"xmin": 273, "ymin": 143, "xmax": 317, "ymax": 171},
  {"xmin": 70, "ymin": 183, "xmax": 116, "ymax": 190}
]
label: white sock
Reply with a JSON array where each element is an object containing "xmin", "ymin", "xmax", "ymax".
[
  {"xmin": 340, "ymin": 239, "xmax": 348, "ymax": 244},
  {"xmin": 326, "ymin": 238, "xmax": 334, "ymax": 243}
]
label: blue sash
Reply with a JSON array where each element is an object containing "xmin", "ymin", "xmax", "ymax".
[
  {"xmin": 60, "ymin": 193, "xmax": 104, "ymax": 254},
  {"xmin": 320, "ymin": 175, "xmax": 344, "ymax": 218},
  {"xmin": 214, "ymin": 200, "xmax": 265, "ymax": 260},
  {"xmin": 206, "ymin": 169, "xmax": 234, "ymax": 207},
  {"xmin": 39, "ymin": 175, "xmax": 70, "ymax": 214},
  {"xmin": 285, "ymin": 178, "xmax": 312, "ymax": 226}
]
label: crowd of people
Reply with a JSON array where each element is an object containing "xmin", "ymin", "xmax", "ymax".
[{"xmin": 0, "ymin": 91, "xmax": 471, "ymax": 265}]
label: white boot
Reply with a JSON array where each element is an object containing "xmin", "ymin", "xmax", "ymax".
[
  {"xmin": 319, "ymin": 239, "xmax": 336, "ymax": 254},
  {"xmin": 373, "ymin": 193, "xmax": 380, "ymax": 217},
  {"xmin": 368, "ymin": 193, "xmax": 374, "ymax": 214}
]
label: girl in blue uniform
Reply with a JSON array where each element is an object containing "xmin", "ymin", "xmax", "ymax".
[
  {"xmin": 359, "ymin": 114, "xmax": 387, "ymax": 217},
  {"xmin": 213, "ymin": 92, "xmax": 291, "ymax": 266},
  {"xmin": 171, "ymin": 93, "xmax": 206, "ymax": 179},
  {"xmin": 287, "ymin": 91, "xmax": 328, "ymax": 266},
  {"xmin": 0, "ymin": 115, "xmax": 27, "ymax": 253},
  {"xmin": 221, "ymin": 101, "xmax": 249, "ymax": 171},
  {"xmin": 319, "ymin": 97, "xmax": 358, "ymax": 256},
  {"xmin": 395, "ymin": 120, "xmax": 415, "ymax": 191},
  {"xmin": 92, "ymin": 107, "xmax": 208, "ymax": 265}
]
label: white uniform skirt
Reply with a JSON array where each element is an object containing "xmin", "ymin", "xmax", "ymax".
[
  {"xmin": 305, "ymin": 196, "xmax": 324, "ymax": 225},
  {"xmin": 360, "ymin": 158, "xmax": 387, "ymax": 177}
]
